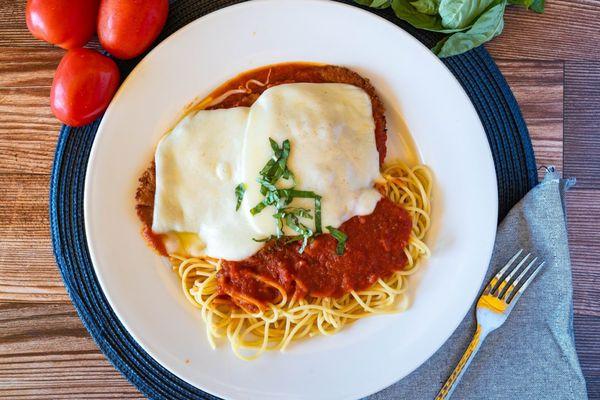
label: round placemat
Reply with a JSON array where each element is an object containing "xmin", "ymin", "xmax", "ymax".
[{"xmin": 50, "ymin": 1, "xmax": 538, "ymax": 399}]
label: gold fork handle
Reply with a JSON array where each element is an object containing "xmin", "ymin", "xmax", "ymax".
[{"xmin": 435, "ymin": 324, "xmax": 488, "ymax": 400}]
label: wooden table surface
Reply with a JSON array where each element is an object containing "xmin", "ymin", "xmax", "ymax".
[{"xmin": 1, "ymin": 1, "xmax": 599, "ymax": 398}]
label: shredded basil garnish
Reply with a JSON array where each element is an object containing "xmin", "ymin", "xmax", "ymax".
[
  {"xmin": 250, "ymin": 138, "xmax": 322, "ymax": 253},
  {"xmin": 242, "ymin": 138, "xmax": 352, "ymax": 256},
  {"xmin": 326, "ymin": 226, "xmax": 348, "ymax": 255},
  {"xmin": 234, "ymin": 183, "xmax": 246, "ymax": 211},
  {"xmin": 252, "ymin": 235, "xmax": 277, "ymax": 243},
  {"xmin": 314, "ymin": 197, "xmax": 322, "ymax": 234}
]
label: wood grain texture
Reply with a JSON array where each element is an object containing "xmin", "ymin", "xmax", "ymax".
[
  {"xmin": 0, "ymin": 302, "xmax": 143, "ymax": 399},
  {"xmin": 567, "ymin": 189, "xmax": 600, "ymax": 317},
  {"xmin": 487, "ymin": 0, "xmax": 600, "ymax": 61},
  {"xmin": 584, "ymin": 378, "xmax": 600, "ymax": 400},
  {"xmin": 565, "ymin": 61, "xmax": 600, "ymax": 189},
  {"xmin": 0, "ymin": 87, "xmax": 60, "ymax": 174},
  {"xmin": 0, "ymin": 0, "xmax": 29, "ymax": 48},
  {"xmin": 0, "ymin": 174, "xmax": 67, "ymax": 302},
  {"xmin": 573, "ymin": 313, "xmax": 600, "ymax": 400},
  {"xmin": 0, "ymin": 47, "xmax": 61, "ymax": 87},
  {"xmin": 496, "ymin": 60, "xmax": 563, "ymax": 178}
]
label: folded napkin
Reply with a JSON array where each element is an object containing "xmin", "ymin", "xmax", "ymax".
[{"xmin": 370, "ymin": 169, "xmax": 588, "ymax": 399}]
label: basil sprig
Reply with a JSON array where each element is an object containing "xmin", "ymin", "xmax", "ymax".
[
  {"xmin": 250, "ymin": 138, "xmax": 322, "ymax": 253},
  {"xmin": 241, "ymin": 138, "xmax": 350, "ymax": 255},
  {"xmin": 356, "ymin": 0, "xmax": 544, "ymax": 58}
]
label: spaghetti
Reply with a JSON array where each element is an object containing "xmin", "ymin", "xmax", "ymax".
[{"xmin": 170, "ymin": 162, "xmax": 432, "ymax": 360}]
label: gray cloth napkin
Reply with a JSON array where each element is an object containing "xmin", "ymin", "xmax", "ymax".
[{"xmin": 370, "ymin": 169, "xmax": 588, "ymax": 399}]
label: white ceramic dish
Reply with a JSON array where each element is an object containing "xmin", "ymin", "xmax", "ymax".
[{"xmin": 84, "ymin": 1, "xmax": 498, "ymax": 399}]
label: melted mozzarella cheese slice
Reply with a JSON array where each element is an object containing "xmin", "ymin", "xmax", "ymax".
[
  {"xmin": 153, "ymin": 83, "xmax": 382, "ymax": 261},
  {"xmin": 240, "ymin": 83, "xmax": 381, "ymax": 236},
  {"xmin": 152, "ymin": 108, "xmax": 262, "ymax": 260}
]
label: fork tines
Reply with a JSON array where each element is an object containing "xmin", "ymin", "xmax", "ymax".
[{"xmin": 484, "ymin": 249, "xmax": 546, "ymax": 304}]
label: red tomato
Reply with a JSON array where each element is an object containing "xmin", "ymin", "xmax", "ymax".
[
  {"xmin": 25, "ymin": 0, "xmax": 99, "ymax": 49},
  {"xmin": 98, "ymin": 0, "xmax": 169, "ymax": 60},
  {"xmin": 50, "ymin": 49, "xmax": 120, "ymax": 127}
]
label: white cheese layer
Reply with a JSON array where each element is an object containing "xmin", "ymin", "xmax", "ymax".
[
  {"xmin": 152, "ymin": 83, "xmax": 381, "ymax": 261},
  {"xmin": 240, "ymin": 83, "xmax": 381, "ymax": 236},
  {"xmin": 152, "ymin": 108, "xmax": 262, "ymax": 260}
]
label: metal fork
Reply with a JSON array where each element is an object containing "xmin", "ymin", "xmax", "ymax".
[{"xmin": 435, "ymin": 250, "xmax": 546, "ymax": 400}]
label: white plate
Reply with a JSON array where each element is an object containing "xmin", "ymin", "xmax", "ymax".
[{"xmin": 84, "ymin": 1, "xmax": 498, "ymax": 399}]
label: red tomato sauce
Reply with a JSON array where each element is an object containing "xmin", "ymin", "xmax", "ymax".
[
  {"xmin": 217, "ymin": 198, "xmax": 412, "ymax": 308},
  {"xmin": 142, "ymin": 226, "xmax": 167, "ymax": 257}
]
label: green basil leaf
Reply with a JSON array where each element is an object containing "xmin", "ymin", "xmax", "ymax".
[
  {"xmin": 253, "ymin": 235, "xmax": 276, "ymax": 243},
  {"xmin": 439, "ymin": 0, "xmax": 496, "ymax": 29},
  {"xmin": 508, "ymin": 0, "xmax": 543, "ymax": 12},
  {"xmin": 269, "ymin": 137, "xmax": 281, "ymax": 157},
  {"xmin": 391, "ymin": 0, "xmax": 466, "ymax": 33},
  {"xmin": 354, "ymin": 0, "xmax": 392, "ymax": 9},
  {"xmin": 250, "ymin": 200, "xmax": 268, "ymax": 215},
  {"xmin": 326, "ymin": 226, "xmax": 348, "ymax": 255},
  {"xmin": 257, "ymin": 178, "xmax": 278, "ymax": 193},
  {"xmin": 431, "ymin": 36, "xmax": 448, "ymax": 54},
  {"xmin": 275, "ymin": 216, "xmax": 284, "ymax": 237},
  {"xmin": 507, "ymin": 0, "xmax": 533, "ymax": 7},
  {"xmin": 234, "ymin": 183, "xmax": 246, "ymax": 211},
  {"xmin": 285, "ymin": 214, "xmax": 313, "ymax": 254},
  {"xmin": 251, "ymin": 137, "xmax": 324, "ymax": 254},
  {"xmin": 435, "ymin": 0, "xmax": 506, "ymax": 58},
  {"xmin": 285, "ymin": 235, "xmax": 304, "ymax": 245},
  {"xmin": 277, "ymin": 189, "xmax": 320, "ymax": 199},
  {"xmin": 529, "ymin": 0, "xmax": 544, "ymax": 12},
  {"xmin": 273, "ymin": 208, "xmax": 313, "ymax": 220},
  {"xmin": 410, "ymin": 0, "xmax": 439, "ymax": 15},
  {"xmin": 299, "ymin": 236, "xmax": 310, "ymax": 253},
  {"xmin": 314, "ymin": 196, "xmax": 322, "ymax": 234},
  {"xmin": 286, "ymin": 215, "xmax": 312, "ymax": 237},
  {"xmin": 291, "ymin": 208, "xmax": 313, "ymax": 219}
]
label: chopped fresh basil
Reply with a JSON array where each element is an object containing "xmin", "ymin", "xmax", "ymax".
[
  {"xmin": 241, "ymin": 139, "xmax": 354, "ymax": 256},
  {"xmin": 253, "ymin": 235, "xmax": 277, "ymax": 243},
  {"xmin": 234, "ymin": 183, "xmax": 246, "ymax": 211},
  {"xmin": 314, "ymin": 197, "xmax": 322, "ymax": 234},
  {"xmin": 249, "ymin": 138, "xmax": 324, "ymax": 253},
  {"xmin": 327, "ymin": 226, "xmax": 348, "ymax": 255}
]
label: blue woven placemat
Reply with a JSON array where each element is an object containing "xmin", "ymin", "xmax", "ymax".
[{"xmin": 50, "ymin": 1, "xmax": 538, "ymax": 399}]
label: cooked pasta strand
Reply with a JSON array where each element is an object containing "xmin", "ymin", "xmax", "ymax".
[{"xmin": 172, "ymin": 162, "xmax": 432, "ymax": 359}]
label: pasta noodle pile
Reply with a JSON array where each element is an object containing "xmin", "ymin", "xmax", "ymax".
[{"xmin": 171, "ymin": 162, "xmax": 432, "ymax": 360}]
